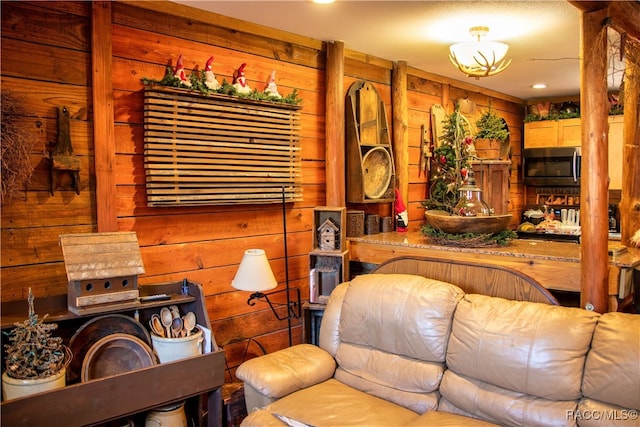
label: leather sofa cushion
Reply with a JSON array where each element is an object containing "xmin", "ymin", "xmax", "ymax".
[
  {"xmin": 326, "ymin": 274, "xmax": 464, "ymax": 413},
  {"xmin": 236, "ymin": 344, "xmax": 336, "ymax": 399},
  {"xmin": 338, "ymin": 274, "xmax": 464, "ymax": 362},
  {"xmin": 440, "ymin": 369, "xmax": 580, "ymax": 427},
  {"xmin": 446, "ymin": 294, "xmax": 599, "ymax": 400},
  {"xmin": 581, "ymin": 312, "xmax": 640, "ymax": 411},
  {"xmin": 249, "ymin": 378, "xmax": 421, "ymax": 426},
  {"xmin": 334, "ymin": 366, "xmax": 439, "ymax": 413},
  {"xmin": 405, "ymin": 409, "xmax": 500, "ymax": 426}
]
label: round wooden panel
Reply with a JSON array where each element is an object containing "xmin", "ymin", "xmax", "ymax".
[{"xmin": 362, "ymin": 147, "xmax": 392, "ymax": 199}]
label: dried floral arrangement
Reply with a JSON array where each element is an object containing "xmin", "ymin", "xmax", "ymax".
[
  {"xmin": 1, "ymin": 92, "xmax": 33, "ymax": 204},
  {"xmin": 3, "ymin": 289, "xmax": 71, "ymax": 379}
]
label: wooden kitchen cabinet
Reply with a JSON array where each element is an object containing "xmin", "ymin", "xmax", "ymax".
[
  {"xmin": 470, "ymin": 160, "xmax": 511, "ymax": 215},
  {"xmin": 524, "ymin": 118, "xmax": 581, "ymax": 148},
  {"xmin": 608, "ymin": 115, "xmax": 624, "ymax": 190},
  {"xmin": 1, "ymin": 281, "xmax": 225, "ymax": 427}
]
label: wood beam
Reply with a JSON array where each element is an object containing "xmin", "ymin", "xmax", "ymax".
[
  {"xmin": 579, "ymin": 8, "xmax": 610, "ymax": 313},
  {"xmin": 325, "ymin": 41, "xmax": 345, "ymax": 207},
  {"xmin": 619, "ymin": 47, "xmax": 640, "ymax": 246},
  {"xmin": 568, "ymin": 1, "xmax": 640, "ymax": 42},
  {"xmin": 92, "ymin": 1, "xmax": 118, "ymax": 232},
  {"xmin": 392, "ymin": 61, "xmax": 409, "ymax": 208}
]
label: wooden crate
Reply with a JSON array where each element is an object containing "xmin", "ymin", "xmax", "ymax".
[
  {"xmin": 312, "ymin": 207, "xmax": 347, "ymax": 252},
  {"xmin": 309, "ymin": 250, "xmax": 349, "ymax": 304},
  {"xmin": 59, "ymin": 232, "xmax": 145, "ymax": 315}
]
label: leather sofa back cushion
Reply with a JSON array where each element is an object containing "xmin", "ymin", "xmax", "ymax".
[
  {"xmin": 581, "ymin": 312, "xmax": 640, "ymax": 410},
  {"xmin": 327, "ymin": 274, "xmax": 464, "ymax": 411},
  {"xmin": 338, "ymin": 274, "xmax": 464, "ymax": 362},
  {"xmin": 439, "ymin": 372, "xmax": 578, "ymax": 427},
  {"xmin": 447, "ymin": 294, "xmax": 599, "ymax": 400}
]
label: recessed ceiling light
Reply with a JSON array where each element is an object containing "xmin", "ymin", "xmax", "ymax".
[
  {"xmin": 313, "ymin": 0, "xmax": 335, "ymax": 4},
  {"xmin": 532, "ymin": 83, "xmax": 547, "ymax": 89}
]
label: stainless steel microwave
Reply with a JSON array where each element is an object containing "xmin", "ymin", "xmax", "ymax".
[{"xmin": 523, "ymin": 146, "xmax": 581, "ymax": 186}]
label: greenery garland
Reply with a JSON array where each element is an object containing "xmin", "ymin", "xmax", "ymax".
[
  {"xmin": 421, "ymin": 224, "xmax": 517, "ymax": 247},
  {"xmin": 142, "ymin": 66, "xmax": 302, "ymax": 106}
]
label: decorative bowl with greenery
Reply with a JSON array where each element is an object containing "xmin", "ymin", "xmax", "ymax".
[
  {"xmin": 2, "ymin": 289, "xmax": 71, "ymax": 399},
  {"xmin": 421, "ymin": 104, "xmax": 516, "ymax": 247}
]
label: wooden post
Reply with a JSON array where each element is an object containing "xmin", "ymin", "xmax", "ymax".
[
  {"xmin": 392, "ymin": 61, "xmax": 408, "ymax": 208},
  {"xmin": 92, "ymin": 1, "xmax": 118, "ymax": 232},
  {"xmin": 325, "ymin": 41, "xmax": 345, "ymax": 207},
  {"xmin": 579, "ymin": 9, "xmax": 609, "ymax": 313},
  {"xmin": 442, "ymin": 84, "xmax": 451, "ymax": 113},
  {"xmin": 619, "ymin": 46, "xmax": 640, "ymax": 246}
]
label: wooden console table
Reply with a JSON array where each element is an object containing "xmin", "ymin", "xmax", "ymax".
[{"xmin": 1, "ymin": 281, "xmax": 225, "ymax": 427}]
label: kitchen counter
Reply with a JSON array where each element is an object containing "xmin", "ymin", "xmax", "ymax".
[{"xmin": 348, "ymin": 231, "xmax": 639, "ymax": 309}]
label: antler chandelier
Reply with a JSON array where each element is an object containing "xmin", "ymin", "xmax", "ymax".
[{"xmin": 449, "ymin": 26, "xmax": 511, "ymax": 79}]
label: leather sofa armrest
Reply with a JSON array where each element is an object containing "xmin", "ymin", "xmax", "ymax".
[{"xmin": 236, "ymin": 343, "xmax": 336, "ymax": 399}]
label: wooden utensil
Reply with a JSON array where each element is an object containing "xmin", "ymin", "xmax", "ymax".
[
  {"xmin": 171, "ymin": 317, "xmax": 183, "ymax": 338},
  {"xmin": 149, "ymin": 314, "xmax": 165, "ymax": 337},
  {"xmin": 160, "ymin": 307, "xmax": 173, "ymax": 338},
  {"xmin": 183, "ymin": 312, "xmax": 196, "ymax": 337}
]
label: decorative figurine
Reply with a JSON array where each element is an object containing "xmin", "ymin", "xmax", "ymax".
[
  {"xmin": 232, "ymin": 63, "xmax": 252, "ymax": 94},
  {"xmin": 203, "ymin": 56, "xmax": 220, "ymax": 90},
  {"xmin": 174, "ymin": 54, "xmax": 191, "ymax": 87},
  {"xmin": 395, "ymin": 188, "xmax": 408, "ymax": 232},
  {"xmin": 264, "ymin": 70, "xmax": 281, "ymax": 98}
]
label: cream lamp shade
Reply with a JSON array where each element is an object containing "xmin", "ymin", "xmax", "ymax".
[
  {"xmin": 449, "ymin": 26, "xmax": 511, "ymax": 78},
  {"xmin": 231, "ymin": 249, "xmax": 278, "ymax": 292}
]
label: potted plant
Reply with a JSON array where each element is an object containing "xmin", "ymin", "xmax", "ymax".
[
  {"xmin": 474, "ymin": 105, "xmax": 510, "ymax": 159},
  {"xmin": 2, "ymin": 288, "xmax": 71, "ymax": 400}
]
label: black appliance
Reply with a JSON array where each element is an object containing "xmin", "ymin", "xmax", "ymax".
[
  {"xmin": 608, "ymin": 204, "xmax": 619, "ymax": 232},
  {"xmin": 523, "ymin": 146, "xmax": 581, "ymax": 187}
]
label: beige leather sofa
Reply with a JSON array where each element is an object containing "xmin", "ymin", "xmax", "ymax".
[{"xmin": 236, "ymin": 274, "xmax": 640, "ymax": 427}]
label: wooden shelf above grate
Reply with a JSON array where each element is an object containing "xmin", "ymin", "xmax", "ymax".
[{"xmin": 143, "ymin": 86, "xmax": 303, "ymax": 206}]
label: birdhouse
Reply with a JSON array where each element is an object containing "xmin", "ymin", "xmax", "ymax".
[
  {"xmin": 59, "ymin": 232, "xmax": 144, "ymax": 315},
  {"xmin": 312, "ymin": 207, "xmax": 346, "ymax": 252},
  {"xmin": 317, "ymin": 218, "xmax": 340, "ymax": 251}
]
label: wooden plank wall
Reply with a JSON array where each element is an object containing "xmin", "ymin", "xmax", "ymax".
[{"xmin": 0, "ymin": 0, "xmax": 525, "ymax": 378}]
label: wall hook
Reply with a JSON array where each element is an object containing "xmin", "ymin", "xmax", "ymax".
[{"xmin": 50, "ymin": 106, "xmax": 80, "ymax": 195}]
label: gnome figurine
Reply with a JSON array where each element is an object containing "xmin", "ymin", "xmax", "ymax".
[
  {"xmin": 394, "ymin": 188, "xmax": 408, "ymax": 232},
  {"xmin": 203, "ymin": 56, "xmax": 220, "ymax": 90},
  {"xmin": 264, "ymin": 70, "xmax": 281, "ymax": 98},
  {"xmin": 232, "ymin": 63, "xmax": 252, "ymax": 94},
  {"xmin": 174, "ymin": 54, "xmax": 191, "ymax": 87}
]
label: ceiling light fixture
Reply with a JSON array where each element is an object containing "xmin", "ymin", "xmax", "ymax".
[
  {"xmin": 449, "ymin": 26, "xmax": 511, "ymax": 79},
  {"xmin": 532, "ymin": 83, "xmax": 547, "ymax": 89}
]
